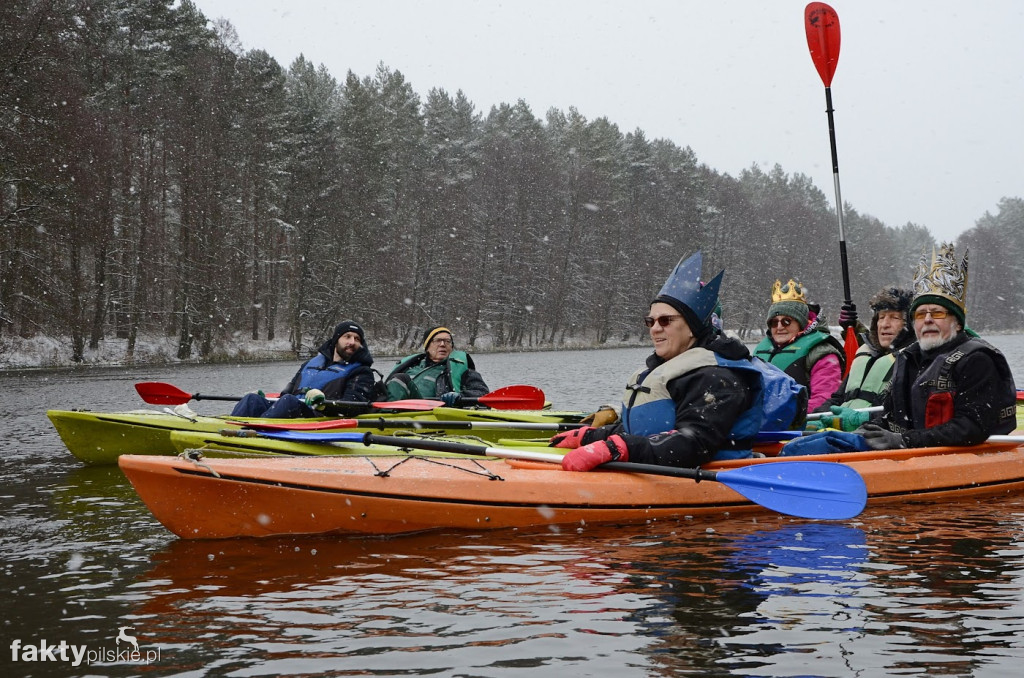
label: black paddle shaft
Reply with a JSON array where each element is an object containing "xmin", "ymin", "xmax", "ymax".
[{"xmin": 824, "ymin": 86, "xmax": 853, "ymax": 304}]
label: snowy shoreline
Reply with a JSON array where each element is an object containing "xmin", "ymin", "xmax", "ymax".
[{"xmin": 0, "ymin": 333, "xmax": 650, "ymax": 372}]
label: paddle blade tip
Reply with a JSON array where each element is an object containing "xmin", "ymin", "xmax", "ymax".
[
  {"xmin": 723, "ymin": 461, "xmax": 867, "ymax": 520},
  {"xmin": 134, "ymin": 381, "xmax": 191, "ymax": 405},
  {"xmin": 805, "ymin": 2, "xmax": 841, "ymax": 87}
]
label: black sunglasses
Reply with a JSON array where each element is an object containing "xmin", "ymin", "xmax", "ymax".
[{"xmin": 644, "ymin": 314, "xmax": 682, "ymax": 328}]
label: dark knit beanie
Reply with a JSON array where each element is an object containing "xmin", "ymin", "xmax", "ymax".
[
  {"xmin": 332, "ymin": 320, "xmax": 366, "ymax": 345},
  {"xmin": 910, "ymin": 294, "xmax": 966, "ymax": 327},
  {"xmin": 766, "ymin": 300, "xmax": 809, "ymax": 330}
]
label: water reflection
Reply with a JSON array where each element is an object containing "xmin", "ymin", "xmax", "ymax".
[
  {"xmin": 131, "ymin": 530, "xmax": 666, "ymax": 675},
  {"xmin": 118, "ymin": 502, "xmax": 1024, "ymax": 677},
  {"xmin": 6, "ymin": 347, "xmax": 1024, "ymax": 676}
]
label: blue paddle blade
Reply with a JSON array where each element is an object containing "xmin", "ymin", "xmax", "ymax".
[
  {"xmin": 717, "ymin": 461, "xmax": 867, "ymax": 520},
  {"xmin": 257, "ymin": 430, "xmax": 366, "ymax": 443}
]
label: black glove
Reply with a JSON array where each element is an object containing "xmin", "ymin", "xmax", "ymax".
[
  {"xmin": 838, "ymin": 302, "xmax": 858, "ymax": 331},
  {"xmin": 858, "ymin": 423, "xmax": 905, "ymax": 450}
]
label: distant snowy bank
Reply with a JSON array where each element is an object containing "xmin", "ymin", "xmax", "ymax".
[
  {"xmin": 0, "ymin": 333, "xmax": 651, "ymax": 370},
  {"xmin": 0, "ymin": 334, "xmax": 296, "ymax": 370}
]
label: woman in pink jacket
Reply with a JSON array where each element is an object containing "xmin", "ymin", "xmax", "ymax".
[{"xmin": 752, "ymin": 279, "xmax": 845, "ymax": 412}]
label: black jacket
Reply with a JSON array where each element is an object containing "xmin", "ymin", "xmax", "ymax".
[
  {"xmin": 880, "ymin": 332, "xmax": 1016, "ymax": 447},
  {"xmin": 585, "ymin": 334, "xmax": 759, "ymax": 468}
]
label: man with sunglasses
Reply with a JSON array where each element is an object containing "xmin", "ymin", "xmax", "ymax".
[
  {"xmin": 552, "ymin": 251, "xmax": 804, "ymax": 472},
  {"xmin": 854, "ymin": 244, "xmax": 1016, "ymax": 450},
  {"xmin": 383, "ymin": 326, "xmax": 489, "ymax": 405}
]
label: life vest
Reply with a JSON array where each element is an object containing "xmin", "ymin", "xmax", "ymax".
[
  {"xmin": 620, "ymin": 348, "xmax": 802, "ymax": 445},
  {"xmin": 387, "ymin": 350, "xmax": 472, "ymax": 398},
  {"xmin": 889, "ymin": 337, "xmax": 1016, "ymax": 429},
  {"xmin": 839, "ymin": 343, "xmax": 895, "ymax": 409},
  {"xmin": 753, "ymin": 331, "xmax": 845, "ymax": 387},
  {"xmin": 296, "ymin": 353, "xmax": 362, "ymax": 393}
]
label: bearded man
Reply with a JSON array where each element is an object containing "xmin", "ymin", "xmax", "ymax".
[{"xmin": 857, "ymin": 244, "xmax": 1016, "ymax": 450}]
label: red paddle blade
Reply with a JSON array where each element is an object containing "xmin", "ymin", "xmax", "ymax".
[
  {"xmin": 476, "ymin": 385, "xmax": 546, "ymax": 410},
  {"xmin": 135, "ymin": 381, "xmax": 193, "ymax": 405},
  {"xmin": 842, "ymin": 327, "xmax": 858, "ymax": 378},
  {"xmin": 805, "ymin": 2, "xmax": 841, "ymax": 87}
]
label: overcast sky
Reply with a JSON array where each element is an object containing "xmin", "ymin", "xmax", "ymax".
[{"xmin": 191, "ymin": 0, "xmax": 1023, "ymax": 243}]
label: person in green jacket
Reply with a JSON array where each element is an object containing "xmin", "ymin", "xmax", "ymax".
[
  {"xmin": 753, "ymin": 278, "xmax": 845, "ymax": 412},
  {"xmin": 810, "ymin": 287, "xmax": 914, "ymax": 431},
  {"xmin": 383, "ymin": 326, "xmax": 489, "ymax": 405}
]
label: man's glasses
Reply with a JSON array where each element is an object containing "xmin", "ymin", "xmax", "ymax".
[
  {"xmin": 643, "ymin": 314, "xmax": 682, "ymax": 328},
  {"xmin": 767, "ymin": 316, "xmax": 794, "ymax": 329},
  {"xmin": 913, "ymin": 308, "xmax": 949, "ymax": 321},
  {"xmin": 430, "ymin": 337, "xmax": 453, "ymax": 346}
]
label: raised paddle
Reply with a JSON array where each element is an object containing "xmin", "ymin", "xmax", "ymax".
[
  {"xmin": 254, "ymin": 430, "xmax": 868, "ymax": 520},
  {"xmin": 805, "ymin": 2, "xmax": 858, "ymax": 376},
  {"xmin": 134, "ymin": 382, "xmax": 544, "ymax": 412}
]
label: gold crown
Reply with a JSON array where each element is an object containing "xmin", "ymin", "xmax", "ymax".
[
  {"xmin": 912, "ymin": 242, "xmax": 968, "ymax": 311},
  {"xmin": 771, "ymin": 279, "xmax": 808, "ymax": 304}
]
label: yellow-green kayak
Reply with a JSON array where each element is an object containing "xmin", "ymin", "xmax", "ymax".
[{"xmin": 47, "ymin": 407, "xmax": 584, "ymax": 465}]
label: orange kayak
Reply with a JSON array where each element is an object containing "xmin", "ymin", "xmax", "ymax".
[{"xmin": 119, "ymin": 439, "xmax": 1024, "ymax": 539}]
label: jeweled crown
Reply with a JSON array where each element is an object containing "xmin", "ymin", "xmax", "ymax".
[
  {"xmin": 771, "ymin": 279, "xmax": 808, "ymax": 304},
  {"xmin": 912, "ymin": 242, "xmax": 968, "ymax": 311}
]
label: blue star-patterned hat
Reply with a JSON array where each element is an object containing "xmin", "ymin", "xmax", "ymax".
[{"xmin": 653, "ymin": 251, "xmax": 724, "ymax": 330}]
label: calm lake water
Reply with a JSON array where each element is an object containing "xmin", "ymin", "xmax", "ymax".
[{"xmin": 3, "ymin": 337, "xmax": 1024, "ymax": 677}]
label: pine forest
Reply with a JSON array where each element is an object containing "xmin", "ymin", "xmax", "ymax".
[{"xmin": 3, "ymin": 0, "xmax": 1022, "ymax": 365}]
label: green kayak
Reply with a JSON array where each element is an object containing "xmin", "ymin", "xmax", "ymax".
[
  {"xmin": 47, "ymin": 407, "xmax": 585, "ymax": 465},
  {"xmin": 167, "ymin": 428, "xmax": 551, "ymax": 460}
]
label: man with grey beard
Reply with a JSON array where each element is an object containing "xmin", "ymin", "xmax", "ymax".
[{"xmin": 856, "ymin": 244, "xmax": 1016, "ymax": 450}]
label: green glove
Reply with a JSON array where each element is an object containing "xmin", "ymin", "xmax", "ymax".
[
  {"xmin": 804, "ymin": 419, "xmax": 826, "ymax": 432},
  {"xmin": 829, "ymin": 405, "xmax": 870, "ymax": 432},
  {"xmin": 304, "ymin": 388, "xmax": 326, "ymax": 410}
]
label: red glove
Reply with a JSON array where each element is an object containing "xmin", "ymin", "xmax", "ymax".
[
  {"xmin": 549, "ymin": 426, "xmax": 593, "ymax": 449},
  {"xmin": 561, "ymin": 435, "xmax": 629, "ymax": 472}
]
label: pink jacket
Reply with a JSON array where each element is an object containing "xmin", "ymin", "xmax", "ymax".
[{"xmin": 807, "ymin": 353, "xmax": 842, "ymax": 412}]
